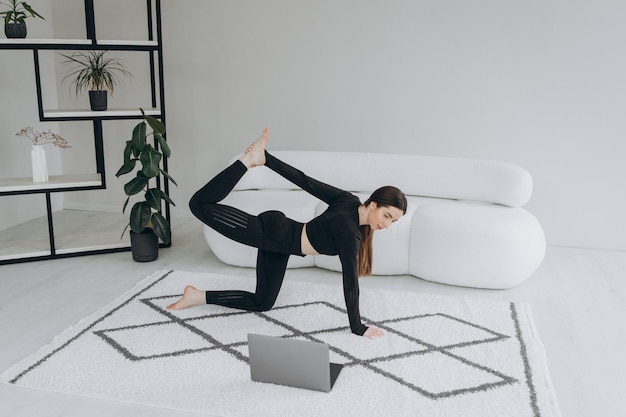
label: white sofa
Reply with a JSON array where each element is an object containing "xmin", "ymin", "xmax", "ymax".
[{"xmin": 203, "ymin": 151, "xmax": 546, "ymax": 289}]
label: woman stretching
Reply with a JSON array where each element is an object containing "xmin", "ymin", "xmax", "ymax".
[{"xmin": 167, "ymin": 129, "xmax": 407, "ymax": 338}]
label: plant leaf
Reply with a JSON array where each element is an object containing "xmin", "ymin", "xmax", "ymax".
[
  {"xmin": 150, "ymin": 211, "xmax": 171, "ymax": 245},
  {"xmin": 115, "ymin": 159, "xmax": 136, "ymax": 177},
  {"xmin": 123, "ymin": 176, "xmax": 148, "ymax": 196},
  {"xmin": 145, "ymin": 114, "xmax": 166, "ymax": 134},
  {"xmin": 159, "ymin": 189, "xmax": 175, "ymax": 206},
  {"xmin": 140, "ymin": 145, "xmax": 161, "ymax": 178},
  {"xmin": 122, "ymin": 195, "xmax": 130, "ymax": 213},
  {"xmin": 122, "ymin": 140, "xmax": 133, "ymax": 163},
  {"xmin": 129, "ymin": 202, "xmax": 152, "ymax": 233},
  {"xmin": 159, "ymin": 168, "xmax": 178, "ymax": 186},
  {"xmin": 154, "ymin": 132, "xmax": 170, "ymax": 158},
  {"xmin": 131, "ymin": 122, "xmax": 146, "ymax": 149},
  {"xmin": 145, "ymin": 188, "xmax": 161, "ymax": 211},
  {"xmin": 22, "ymin": 3, "xmax": 45, "ymax": 20}
]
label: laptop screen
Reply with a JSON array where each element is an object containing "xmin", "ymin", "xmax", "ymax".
[{"xmin": 247, "ymin": 333, "xmax": 342, "ymax": 392}]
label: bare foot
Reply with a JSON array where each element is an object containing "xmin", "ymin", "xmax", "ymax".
[
  {"xmin": 239, "ymin": 128, "xmax": 268, "ymax": 168},
  {"xmin": 363, "ymin": 326, "xmax": 384, "ymax": 339},
  {"xmin": 166, "ymin": 285, "xmax": 206, "ymax": 310}
]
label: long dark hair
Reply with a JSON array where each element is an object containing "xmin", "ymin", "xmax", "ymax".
[{"xmin": 358, "ymin": 186, "xmax": 408, "ymax": 277}]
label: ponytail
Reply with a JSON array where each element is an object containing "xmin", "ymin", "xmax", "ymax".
[{"xmin": 358, "ymin": 225, "xmax": 373, "ymax": 277}]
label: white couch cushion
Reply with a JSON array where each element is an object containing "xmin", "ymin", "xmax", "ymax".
[
  {"xmin": 233, "ymin": 151, "xmax": 533, "ymax": 207},
  {"xmin": 409, "ymin": 200, "xmax": 546, "ymax": 289}
]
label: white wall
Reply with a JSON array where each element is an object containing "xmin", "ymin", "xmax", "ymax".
[
  {"xmin": 2, "ymin": 0, "xmax": 625, "ymax": 251},
  {"xmin": 160, "ymin": 0, "xmax": 626, "ymax": 251}
]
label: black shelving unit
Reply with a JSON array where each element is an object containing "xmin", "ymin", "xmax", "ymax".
[{"xmin": 0, "ymin": 0, "xmax": 169, "ymax": 264}]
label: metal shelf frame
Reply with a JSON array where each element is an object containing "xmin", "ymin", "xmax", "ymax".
[{"xmin": 0, "ymin": 0, "xmax": 170, "ymax": 265}]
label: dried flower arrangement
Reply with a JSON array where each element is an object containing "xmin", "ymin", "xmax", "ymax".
[{"xmin": 16, "ymin": 127, "xmax": 71, "ymax": 148}]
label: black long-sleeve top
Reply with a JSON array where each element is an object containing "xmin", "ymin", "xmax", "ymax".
[{"xmin": 264, "ymin": 152, "xmax": 368, "ymax": 336}]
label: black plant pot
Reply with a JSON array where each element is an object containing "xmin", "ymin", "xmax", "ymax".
[
  {"xmin": 5, "ymin": 22, "xmax": 27, "ymax": 39},
  {"xmin": 130, "ymin": 229, "xmax": 159, "ymax": 262},
  {"xmin": 89, "ymin": 90, "xmax": 108, "ymax": 111}
]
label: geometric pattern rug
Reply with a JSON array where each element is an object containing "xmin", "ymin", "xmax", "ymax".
[{"xmin": 0, "ymin": 270, "xmax": 561, "ymax": 417}]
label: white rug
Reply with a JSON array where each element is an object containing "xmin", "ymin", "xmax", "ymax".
[{"xmin": 1, "ymin": 270, "xmax": 561, "ymax": 417}]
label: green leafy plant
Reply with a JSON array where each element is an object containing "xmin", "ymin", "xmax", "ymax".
[
  {"xmin": 1, "ymin": 0, "xmax": 44, "ymax": 24},
  {"xmin": 61, "ymin": 50, "xmax": 132, "ymax": 95},
  {"xmin": 116, "ymin": 110, "xmax": 177, "ymax": 245}
]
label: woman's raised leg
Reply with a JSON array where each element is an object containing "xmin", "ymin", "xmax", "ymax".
[
  {"xmin": 188, "ymin": 129, "xmax": 269, "ymax": 245},
  {"xmin": 188, "ymin": 128, "xmax": 267, "ymax": 211}
]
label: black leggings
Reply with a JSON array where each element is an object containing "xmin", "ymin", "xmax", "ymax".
[{"xmin": 189, "ymin": 160, "xmax": 304, "ymax": 311}]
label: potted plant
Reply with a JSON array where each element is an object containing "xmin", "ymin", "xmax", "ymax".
[
  {"xmin": 1, "ymin": 0, "xmax": 44, "ymax": 39},
  {"xmin": 116, "ymin": 109, "xmax": 176, "ymax": 262},
  {"xmin": 61, "ymin": 50, "xmax": 132, "ymax": 111},
  {"xmin": 15, "ymin": 126, "xmax": 71, "ymax": 182}
]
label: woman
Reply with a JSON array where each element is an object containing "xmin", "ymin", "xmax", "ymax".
[{"xmin": 168, "ymin": 129, "xmax": 407, "ymax": 338}]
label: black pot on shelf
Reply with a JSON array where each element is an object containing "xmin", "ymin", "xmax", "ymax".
[
  {"xmin": 5, "ymin": 22, "xmax": 27, "ymax": 39},
  {"xmin": 130, "ymin": 228, "xmax": 159, "ymax": 262},
  {"xmin": 89, "ymin": 90, "xmax": 108, "ymax": 111}
]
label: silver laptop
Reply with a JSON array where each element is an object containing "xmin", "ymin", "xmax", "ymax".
[{"xmin": 247, "ymin": 333, "xmax": 343, "ymax": 392}]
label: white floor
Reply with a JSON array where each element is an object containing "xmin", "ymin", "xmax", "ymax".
[
  {"xmin": 0, "ymin": 216, "xmax": 624, "ymax": 417},
  {"xmin": 0, "ymin": 209, "xmax": 130, "ymax": 261}
]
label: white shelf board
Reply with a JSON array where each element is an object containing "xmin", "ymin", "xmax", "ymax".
[
  {"xmin": 97, "ymin": 40, "xmax": 158, "ymax": 47},
  {"xmin": 0, "ymin": 38, "xmax": 92, "ymax": 45},
  {"xmin": 0, "ymin": 173, "xmax": 102, "ymax": 193},
  {"xmin": 43, "ymin": 108, "xmax": 161, "ymax": 118},
  {"xmin": 0, "ymin": 39, "xmax": 157, "ymax": 46}
]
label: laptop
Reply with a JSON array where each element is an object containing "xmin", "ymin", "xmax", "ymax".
[{"xmin": 247, "ymin": 333, "xmax": 343, "ymax": 392}]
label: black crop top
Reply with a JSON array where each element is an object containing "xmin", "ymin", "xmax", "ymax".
[{"xmin": 265, "ymin": 152, "xmax": 368, "ymax": 336}]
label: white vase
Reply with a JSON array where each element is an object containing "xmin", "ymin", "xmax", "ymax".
[{"xmin": 31, "ymin": 145, "xmax": 49, "ymax": 182}]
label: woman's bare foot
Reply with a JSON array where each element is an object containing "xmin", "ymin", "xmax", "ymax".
[
  {"xmin": 239, "ymin": 128, "xmax": 268, "ymax": 168},
  {"xmin": 166, "ymin": 285, "xmax": 206, "ymax": 310}
]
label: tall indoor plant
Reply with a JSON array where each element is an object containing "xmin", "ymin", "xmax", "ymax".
[
  {"xmin": 61, "ymin": 50, "xmax": 132, "ymax": 111},
  {"xmin": 116, "ymin": 109, "xmax": 176, "ymax": 261},
  {"xmin": 1, "ymin": 0, "xmax": 44, "ymax": 38}
]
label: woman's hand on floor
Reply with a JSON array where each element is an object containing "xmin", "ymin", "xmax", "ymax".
[{"xmin": 363, "ymin": 326, "xmax": 384, "ymax": 339}]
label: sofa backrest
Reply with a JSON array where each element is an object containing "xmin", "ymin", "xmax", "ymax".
[{"xmin": 231, "ymin": 151, "xmax": 533, "ymax": 207}]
